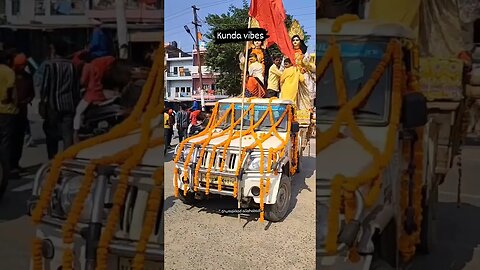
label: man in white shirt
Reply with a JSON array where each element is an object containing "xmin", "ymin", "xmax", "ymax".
[
  {"xmin": 245, "ymin": 53, "xmax": 265, "ymax": 97},
  {"xmin": 266, "ymin": 56, "xmax": 283, "ymax": 98}
]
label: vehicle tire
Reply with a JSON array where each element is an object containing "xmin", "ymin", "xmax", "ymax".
[
  {"xmin": 0, "ymin": 161, "xmax": 7, "ymax": 200},
  {"xmin": 417, "ymin": 185, "xmax": 437, "ymax": 254},
  {"xmin": 375, "ymin": 219, "xmax": 397, "ymax": 268},
  {"xmin": 178, "ymin": 188, "xmax": 195, "ymax": 205},
  {"xmin": 296, "ymin": 135, "xmax": 302, "ymax": 174},
  {"xmin": 265, "ymin": 173, "xmax": 292, "ymax": 222}
]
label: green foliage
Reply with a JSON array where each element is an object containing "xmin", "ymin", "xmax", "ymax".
[{"xmin": 204, "ymin": 4, "xmax": 310, "ymax": 95}]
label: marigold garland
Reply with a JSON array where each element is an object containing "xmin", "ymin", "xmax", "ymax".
[
  {"xmin": 172, "ymin": 99, "xmax": 296, "ymax": 222},
  {"xmin": 318, "ymin": 39, "xmax": 415, "ymax": 255},
  {"xmin": 132, "ymin": 166, "xmax": 163, "ymax": 270},
  {"xmin": 32, "ymin": 44, "xmax": 165, "ymax": 270}
]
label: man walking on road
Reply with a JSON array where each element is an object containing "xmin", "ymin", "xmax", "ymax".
[
  {"xmin": 10, "ymin": 53, "xmax": 35, "ymax": 175},
  {"xmin": 0, "ymin": 50, "xmax": 17, "ymax": 183},
  {"xmin": 34, "ymin": 40, "xmax": 80, "ymax": 159},
  {"xmin": 175, "ymin": 104, "xmax": 189, "ymax": 143}
]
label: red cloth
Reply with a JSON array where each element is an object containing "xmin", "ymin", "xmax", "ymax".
[
  {"xmin": 249, "ymin": 0, "xmax": 296, "ymax": 64},
  {"xmin": 190, "ymin": 110, "xmax": 201, "ymax": 125},
  {"xmin": 81, "ymin": 56, "xmax": 115, "ymax": 103}
]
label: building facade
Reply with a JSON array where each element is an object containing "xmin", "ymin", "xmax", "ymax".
[
  {"xmin": 1, "ymin": 0, "xmax": 163, "ymax": 63},
  {"xmin": 164, "ymin": 42, "xmax": 194, "ymax": 101},
  {"xmin": 192, "ymin": 45, "xmax": 220, "ymax": 96}
]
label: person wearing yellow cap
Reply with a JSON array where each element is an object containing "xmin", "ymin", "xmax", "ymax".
[{"xmin": 10, "ymin": 53, "xmax": 35, "ymax": 175}]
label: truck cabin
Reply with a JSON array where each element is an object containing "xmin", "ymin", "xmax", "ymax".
[
  {"xmin": 213, "ymin": 98, "xmax": 293, "ymax": 133},
  {"xmin": 316, "ymin": 19, "xmax": 415, "ymax": 127}
]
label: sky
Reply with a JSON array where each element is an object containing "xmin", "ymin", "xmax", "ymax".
[{"xmin": 164, "ymin": 0, "xmax": 316, "ymax": 53}]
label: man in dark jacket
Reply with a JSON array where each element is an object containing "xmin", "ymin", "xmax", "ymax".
[
  {"xmin": 34, "ymin": 40, "xmax": 80, "ymax": 159},
  {"xmin": 175, "ymin": 104, "xmax": 189, "ymax": 143}
]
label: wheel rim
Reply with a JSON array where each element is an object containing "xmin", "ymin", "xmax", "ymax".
[{"xmin": 277, "ymin": 183, "xmax": 289, "ymax": 212}]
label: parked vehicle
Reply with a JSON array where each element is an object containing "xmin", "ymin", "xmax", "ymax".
[
  {"xmin": 316, "ymin": 19, "xmax": 438, "ymax": 269},
  {"xmin": 173, "ymin": 98, "xmax": 312, "ymax": 222}
]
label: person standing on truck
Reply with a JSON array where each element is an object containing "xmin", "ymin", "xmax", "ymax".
[
  {"xmin": 176, "ymin": 104, "xmax": 189, "ymax": 143},
  {"xmin": 280, "ymin": 58, "xmax": 304, "ymax": 104},
  {"xmin": 245, "ymin": 53, "xmax": 266, "ymax": 98},
  {"xmin": 34, "ymin": 40, "xmax": 80, "ymax": 159},
  {"xmin": 0, "ymin": 50, "xmax": 17, "ymax": 180},
  {"xmin": 266, "ymin": 56, "xmax": 283, "ymax": 98},
  {"xmin": 10, "ymin": 53, "xmax": 35, "ymax": 176}
]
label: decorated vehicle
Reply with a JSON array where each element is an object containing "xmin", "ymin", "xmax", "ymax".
[
  {"xmin": 27, "ymin": 46, "xmax": 165, "ymax": 270},
  {"xmin": 316, "ymin": 17, "xmax": 435, "ymax": 269},
  {"xmin": 173, "ymin": 97, "xmax": 304, "ymax": 222}
]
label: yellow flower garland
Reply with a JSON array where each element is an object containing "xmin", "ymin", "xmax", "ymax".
[
  {"xmin": 172, "ymin": 99, "xmax": 294, "ymax": 222},
  {"xmin": 132, "ymin": 166, "xmax": 164, "ymax": 270},
  {"xmin": 318, "ymin": 39, "xmax": 411, "ymax": 255},
  {"xmin": 32, "ymin": 44, "xmax": 165, "ymax": 270}
]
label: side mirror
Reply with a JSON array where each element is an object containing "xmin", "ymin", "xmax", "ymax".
[
  {"xmin": 291, "ymin": 121, "xmax": 300, "ymax": 133},
  {"xmin": 401, "ymin": 92, "xmax": 428, "ymax": 129}
]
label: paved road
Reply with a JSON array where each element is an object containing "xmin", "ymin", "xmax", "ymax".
[
  {"xmin": 163, "ymin": 137, "xmax": 317, "ymax": 270},
  {"xmin": 2, "ymin": 114, "xmax": 480, "ymax": 269}
]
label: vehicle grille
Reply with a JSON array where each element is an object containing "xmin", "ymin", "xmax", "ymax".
[
  {"xmin": 200, "ymin": 150, "xmax": 238, "ymax": 172},
  {"xmin": 116, "ymin": 183, "xmax": 162, "ymax": 245}
]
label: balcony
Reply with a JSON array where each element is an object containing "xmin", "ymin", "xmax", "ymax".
[
  {"xmin": 88, "ymin": 0, "xmax": 162, "ymax": 23},
  {"xmin": 166, "ymin": 71, "xmax": 192, "ymax": 80},
  {"xmin": 6, "ymin": 0, "xmax": 162, "ymax": 26}
]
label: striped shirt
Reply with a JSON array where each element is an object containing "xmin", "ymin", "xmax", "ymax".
[{"xmin": 34, "ymin": 57, "xmax": 80, "ymax": 113}]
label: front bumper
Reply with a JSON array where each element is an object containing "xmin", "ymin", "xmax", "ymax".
[
  {"xmin": 30, "ymin": 219, "xmax": 163, "ymax": 270},
  {"xmin": 175, "ymin": 164, "xmax": 282, "ymax": 204}
]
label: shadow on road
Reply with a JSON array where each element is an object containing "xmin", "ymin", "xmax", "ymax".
[
  {"xmin": 0, "ymin": 177, "xmax": 34, "ymax": 222},
  {"xmin": 287, "ymin": 155, "xmax": 315, "ymax": 216},
  {"xmin": 410, "ymin": 202, "xmax": 480, "ymax": 270},
  {"xmin": 164, "ymin": 155, "xmax": 315, "ymax": 228}
]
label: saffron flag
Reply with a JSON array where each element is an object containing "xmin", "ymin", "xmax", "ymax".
[{"xmin": 249, "ymin": 0, "xmax": 296, "ymax": 64}]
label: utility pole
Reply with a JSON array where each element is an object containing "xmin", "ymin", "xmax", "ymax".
[
  {"xmin": 192, "ymin": 5, "xmax": 205, "ymax": 111},
  {"xmin": 115, "ymin": 0, "xmax": 129, "ymax": 59}
]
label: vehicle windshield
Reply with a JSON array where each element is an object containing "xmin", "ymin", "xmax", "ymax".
[
  {"xmin": 215, "ymin": 103, "xmax": 289, "ymax": 131},
  {"xmin": 316, "ymin": 38, "xmax": 391, "ymax": 125}
]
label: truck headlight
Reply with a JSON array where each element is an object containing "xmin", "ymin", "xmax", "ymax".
[
  {"xmin": 247, "ymin": 156, "xmax": 268, "ymax": 171},
  {"xmin": 58, "ymin": 175, "xmax": 94, "ymax": 222},
  {"xmin": 176, "ymin": 145, "xmax": 189, "ymax": 162}
]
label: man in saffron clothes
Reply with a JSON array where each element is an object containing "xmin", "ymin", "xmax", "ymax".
[{"xmin": 280, "ymin": 58, "xmax": 304, "ymax": 104}]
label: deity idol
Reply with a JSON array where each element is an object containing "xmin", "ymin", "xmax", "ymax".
[{"xmin": 287, "ymin": 20, "xmax": 316, "ymax": 110}]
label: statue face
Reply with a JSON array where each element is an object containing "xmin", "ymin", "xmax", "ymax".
[
  {"xmin": 292, "ymin": 36, "xmax": 301, "ymax": 49},
  {"xmin": 253, "ymin": 41, "xmax": 262, "ymax": 48}
]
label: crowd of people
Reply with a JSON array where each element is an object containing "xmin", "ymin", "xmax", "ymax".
[
  {"xmin": 0, "ymin": 22, "xmax": 120, "ymax": 181},
  {"xmin": 163, "ymin": 100, "xmax": 209, "ymax": 154}
]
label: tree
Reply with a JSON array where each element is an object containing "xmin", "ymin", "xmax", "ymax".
[{"xmin": 204, "ymin": 3, "xmax": 311, "ymax": 96}]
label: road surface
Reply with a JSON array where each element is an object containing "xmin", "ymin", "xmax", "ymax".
[
  {"xmin": 2, "ymin": 115, "xmax": 480, "ymax": 269},
  {"xmin": 163, "ymin": 137, "xmax": 317, "ymax": 270}
]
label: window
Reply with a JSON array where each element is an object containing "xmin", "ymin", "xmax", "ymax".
[
  {"xmin": 51, "ymin": 0, "xmax": 85, "ymax": 15},
  {"xmin": 181, "ymin": 87, "xmax": 186, "ymax": 93},
  {"xmin": 175, "ymin": 87, "xmax": 180, "ymax": 93},
  {"xmin": 211, "ymin": 84, "xmax": 216, "ymax": 90},
  {"xmin": 179, "ymin": 67, "xmax": 185, "ymax": 76},
  {"xmin": 173, "ymin": 67, "xmax": 178, "ymax": 75},
  {"xmin": 12, "ymin": 0, "xmax": 20, "ymax": 15}
]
